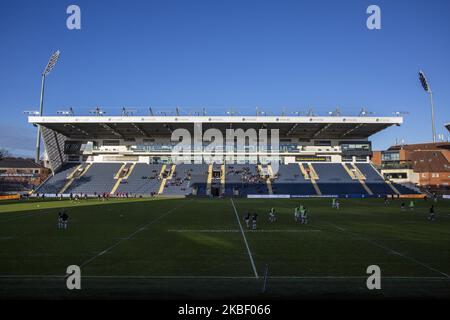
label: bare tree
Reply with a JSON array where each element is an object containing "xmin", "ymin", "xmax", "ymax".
[{"xmin": 0, "ymin": 148, "xmax": 11, "ymax": 160}]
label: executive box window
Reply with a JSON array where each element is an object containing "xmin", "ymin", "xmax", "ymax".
[
  {"xmin": 341, "ymin": 143, "xmax": 371, "ymax": 152},
  {"xmin": 295, "ymin": 155, "xmax": 331, "ymax": 162},
  {"xmin": 103, "ymin": 140, "xmax": 120, "ymax": 146},
  {"xmin": 342, "ymin": 156, "xmax": 353, "ymax": 162},
  {"xmin": 382, "ymin": 152, "xmax": 400, "ymax": 162},
  {"xmin": 314, "ymin": 140, "xmax": 331, "ymax": 146},
  {"xmin": 384, "ymin": 172, "xmax": 408, "ymax": 179}
]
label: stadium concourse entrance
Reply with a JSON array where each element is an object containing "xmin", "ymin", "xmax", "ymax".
[{"xmin": 211, "ymin": 184, "xmax": 220, "ymax": 197}]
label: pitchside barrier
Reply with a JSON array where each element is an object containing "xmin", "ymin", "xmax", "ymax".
[
  {"xmin": 247, "ymin": 194, "xmax": 337, "ymax": 199},
  {"xmin": 29, "ymin": 193, "xmax": 186, "ymax": 199},
  {"xmin": 247, "ymin": 194, "xmax": 426, "ymax": 199},
  {"xmin": 398, "ymin": 194, "xmax": 427, "ymax": 199},
  {"xmin": 0, "ymin": 194, "xmax": 20, "ymax": 200},
  {"xmin": 25, "ymin": 193, "xmax": 425, "ymax": 199}
]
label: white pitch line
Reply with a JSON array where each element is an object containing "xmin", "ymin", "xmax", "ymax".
[
  {"xmin": 328, "ymin": 223, "xmax": 450, "ymax": 279},
  {"xmin": 0, "ymin": 275, "xmax": 448, "ymax": 281},
  {"xmin": 167, "ymin": 229, "xmax": 321, "ymax": 233},
  {"xmin": 245, "ymin": 229, "xmax": 322, "ymax": 233},
  {"xmin": 230, "ymin": 198, "xmax": 259, "ymax": 279},
  {"xmin": 168, "ymin": 229, "xmax": 240, "ymax": 233},
  {"xmin": 79, "ymin": 200, "xmax": 189, "ymax": 268}
]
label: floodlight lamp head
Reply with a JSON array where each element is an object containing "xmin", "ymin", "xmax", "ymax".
[
  {"xmin": 43, "ymin": 50, "xmax": 60, "ymax": 76},
  {"xmin": 419, "ymin": 70, "xmax": 430, "ymax": 93}
]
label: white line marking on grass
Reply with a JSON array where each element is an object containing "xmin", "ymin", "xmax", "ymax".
[
  {"xmin": 265, "ymin": 276, "xmax": 450, "ymax": 280},
  {"xmin": 167, "ymin": 229, "xmax": 321, "ymax": 233},
  {"xmin": 332, "ymin": 225, "xmax": 347, "ymax": 232},
  {"xmin": 0, "ymin": 275, "xmax": 448, "ymax": 281},
  {"xmin": 245, "ymin": 229, "xmax": 322, "ymax": 233},
  {"xmin": 79, "ymin": 200, "xmax": 190, "ymax": 268},
  {"xmin": 328, "ymin": 223, "xmax": 450, "ymax": 279},
  {"xmin": 168, "ymin": 229, "xmax": 240, "ymax": 233},
  {"xmin": 230, "ymin": 198, "xmax": 259, "ymax": 279}
]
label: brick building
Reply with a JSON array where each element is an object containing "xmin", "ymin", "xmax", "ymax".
[
  {"xmin": 0, "ymin": 158, "xmax": 50, "ymax": 193},
  {"xmin": 373, "ymin": 142, "xmax": 450, "ymax": 193}
]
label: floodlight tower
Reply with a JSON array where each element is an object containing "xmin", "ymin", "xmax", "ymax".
[
  {"xmin": 35, "ymin": 50, "xmax": 60, "ymax": 163},
  {"xmin": 419, "ymin": 70, "xmax": 436, "ymax": 143}
]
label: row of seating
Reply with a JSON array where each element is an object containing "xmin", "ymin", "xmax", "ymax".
[
  {"xmin": 36, "ymin": 162, "xmax": 420, "ymax": 196},
  {"xmin": 116, "ymin": 163, "xmax": 162, "ymax": 195},
  {"xmin": 272, "ymin": 163, "xmax": 317, "ymax": 195},
  {"xmin": 163, "ymin": 164, "xmax": 209, "ymax": 196}
]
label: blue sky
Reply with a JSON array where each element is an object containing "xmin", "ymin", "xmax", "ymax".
[{"xmin": 1, "ymin": 0, "xmax": 449, "ymax": 156}]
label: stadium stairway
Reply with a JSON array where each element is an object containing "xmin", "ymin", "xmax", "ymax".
[
  {"xmin": 163, "ymin": 164, "xmax": 208, "ymax": 196},
  {"xmin": 356, "ymin": 163, "xmax": 420, "ymax": 195},
  {"xmin": 396, "ymin": 182, "xmax": 421, "ymax": 194},
  {"xmin": 110, "ymin": 163, "xmax": 132, "ymax": 194},
  {"xmin": 355, "ymin": 163, "xmax": 400, "ymax": 195},
  {"xmin": 220, "ymin": 164, "xmax": 226, "ymax": 195},
  {"xmin": 313, "ymin": 163, "xmax": 368, "ymax": 196},
  {"xmin": 207, "ymin": 163, "xmax": 222, "ymax": 196},
  {"xmin": 35, "ymin": 162, "xmax": 421, "ymax": 197},
  {"xmin": 158, "ymin": 164, "xmax": 172, "ymax": 194},
  {"xmin": 206, "ymin": 164, "xmax": 213, "ymax": 195},
  {"xmin": 341, "ymin": 163, "xmax": 373, "ymax": 195},
  {"xmin": 224, "ymin": 164, "xmax": 269, "ymax": 196},
  {"xmin": 258, "ymin": 164, "xmax": 273, "ymax": 195},
  {"xmin": 35, "ymin": 163, "xmax": 79, "ymax": 194},
  {"xmin": 391, "ymin": 182, "xmax": 420, "ymax": 195},
  {"xmin": 58, "ymin": 164, "xmax": 83, "ymax": 194},
  {"xmin": 300, "ymin": 163, "xmax": 322, "ymax": 195},
  {"xmin": 115, "ymin": 163, "xmax": 162, "ymax": 195},
  {"xmin": 65, "ymin": 163, "xmax": 122, "ymax": 195},
  {"xmin": 271, "ymin": 163, "xmax": 317, "ymax": 195},
  {"xmin": 110, "ymin": 163, "xmax": 131, "ymax": 193},
  {"xmin": 59, "ymin": 163, "xmax": 92, "ymax": 194}
]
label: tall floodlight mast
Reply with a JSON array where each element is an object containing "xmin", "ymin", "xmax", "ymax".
[
  {"xmin": 419, "ymin": 70, "xmax": 436, "ymax": 143},
  {"xmin": 35, "ymin": 50, "xmax": 60, "ymax": 163}
]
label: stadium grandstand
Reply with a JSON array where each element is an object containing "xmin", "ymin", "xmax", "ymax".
[{"xmin": 28, "ymin": 110, "xmax": 421, "ymax": 198}]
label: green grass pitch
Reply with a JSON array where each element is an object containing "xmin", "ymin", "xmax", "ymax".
[{"xmin": 0, "ymin": 197, "xmax": 449, "ymax": 299}]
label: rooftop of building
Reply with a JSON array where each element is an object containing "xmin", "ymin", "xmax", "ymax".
[
  {"xmin": 28, "ymin": 113, "xmax": 403, "ymax": 140},
  {"xmin": 387, "ymin": 142, "xmax": 450, "ymax": 152},
  {"xmin": 0, "ymin": 157, "xmax": 44, "ymax": 169}
]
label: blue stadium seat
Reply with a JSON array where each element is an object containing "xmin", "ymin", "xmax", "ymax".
[
  {"xmin": 115, "ymin": 163, "xmax": 162, "ymax": 195},
  {"xmin": 271, "ymin": 164, "xmax": 316, "ymax": 195},
  {"xmin": 66, "ymin": 163, "xmax": 122, "ymax": 195},
  {"xmin": 355, "ymin": 163, "xmax": 395, "ymax": 195},
  {"xmin": 36, "ymin": 163, "xmax": 79, "ymax": 194},
  {"xmin": 313, "ymin": 163, "xmax": 367, "ymax": 195},
  {"xmin": 224, "ymin": 164, "xmax": 268, "ymax": 196},
  {"xmin": 35, "ymin": 162, "xmax": 419, "ymax": 197},
  {"xmin": 163, "ymin": 164, "xmax": 209, "ymax": 196}
]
